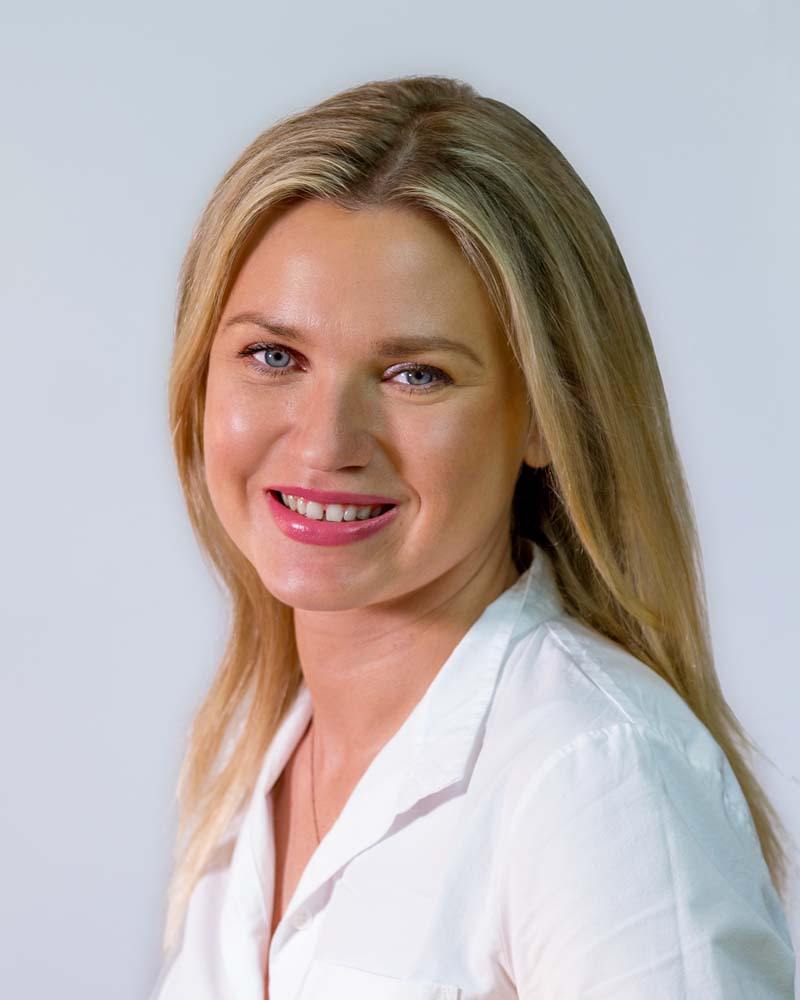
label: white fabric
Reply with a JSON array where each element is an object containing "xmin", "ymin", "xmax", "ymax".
[{"xmin": 150, "ymin": 543, "xmax": 796, "ymax": 999}]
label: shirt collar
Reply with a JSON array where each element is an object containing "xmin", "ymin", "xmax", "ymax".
[
  {"xmin": 248, "ymin": 542, "xmax": 561, "ymax": 791},
  {"xmin": 235, "ymin": 544, "xmax": 564, "ymax": 932},
  {"xmin": 255, "ymin": 542, "xmax": 564, "ymax": 809},
  {"xmin": 396, "ymin": 541, "xmax": 564, "ymax": 810}
]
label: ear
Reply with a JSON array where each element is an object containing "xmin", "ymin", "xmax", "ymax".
[{"xmin": 523, "ymin": 416, "xmax": 551, "ymax": 469}]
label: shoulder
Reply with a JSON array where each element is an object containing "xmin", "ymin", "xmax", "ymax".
[
  {"xmin": 491, "ymin": 612, "xmax": 747, "ymax": 819},
  {"xmin": 489, "ymin": 615, "xmax": 796, "ymax": 996}
]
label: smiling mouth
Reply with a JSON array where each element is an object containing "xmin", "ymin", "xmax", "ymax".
[{"xmin": 270, "ymin": 490, "xmax": 395, "ymax": 521}]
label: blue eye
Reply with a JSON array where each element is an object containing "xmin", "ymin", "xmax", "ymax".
[
  {"xmin": 253, "ymin": 346, "xmax": 293, "ymax": 369},
  {"xmin": 393, "ymin": 367, "xmax": 439, "ymax": 389},
  {"xmin": 236, "ymin": 342, "xmax": 453, "ymax": 395}
]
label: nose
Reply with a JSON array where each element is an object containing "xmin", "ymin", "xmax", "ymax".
[{"xmin": 291, "ymin": 374, "xmax": 378, "ymax": 473}]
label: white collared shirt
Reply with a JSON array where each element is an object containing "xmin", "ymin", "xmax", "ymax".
[{"xmin": 150, "ymin": 543, "xmax": 796, "ymax": 999}]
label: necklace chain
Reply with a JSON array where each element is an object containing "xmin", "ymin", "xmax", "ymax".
[{"xmin": 310, "ymin": 719, "xmax": 321, "ymax": 845}]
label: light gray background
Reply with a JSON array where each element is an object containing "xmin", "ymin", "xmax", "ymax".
[{"xmin": 1, "ymin": 1, "xmax": 797, "ymax": 996}]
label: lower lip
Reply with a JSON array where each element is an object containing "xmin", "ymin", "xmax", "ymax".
[{"xmin": 264, "ymin": 491, "xmax": 400, "ymax": 547}]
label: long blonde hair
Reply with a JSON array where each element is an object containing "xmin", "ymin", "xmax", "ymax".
[{"xmin": 163, "ymin": 74, "xmax": 795, "ymax": 951}]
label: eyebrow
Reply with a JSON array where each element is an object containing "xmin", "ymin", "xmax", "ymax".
[{"xmin": 223, "ymin": 312, "xmax": 485, "ymax": 368}]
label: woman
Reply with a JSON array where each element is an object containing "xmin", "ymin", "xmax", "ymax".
[{"xmin": 150, "ymin": 76, "xmax": 795, "ymax": 998}]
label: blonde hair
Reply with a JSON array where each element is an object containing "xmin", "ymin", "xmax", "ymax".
[{"xmin": 163, "ymin": 74, "xmax": 795, "ymax": 951}]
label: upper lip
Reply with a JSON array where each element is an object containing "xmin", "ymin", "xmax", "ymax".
[{"xmin": 268, "ymin": 485, "xmax": 399, "ymax": 506}]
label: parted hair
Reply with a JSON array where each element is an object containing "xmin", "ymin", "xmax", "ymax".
[{"xmin": 162, "ymin": 74, "xmax": 794, "ymax": 951}]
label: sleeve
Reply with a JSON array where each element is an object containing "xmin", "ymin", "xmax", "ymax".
[{"xmin": 500, "ymin": 722, "xmax": 796, "ymax": 999}]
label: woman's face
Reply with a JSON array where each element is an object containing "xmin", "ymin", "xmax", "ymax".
[{"xmin": 204, "ymin": 199, "xmax": 548, "ymax": 610}]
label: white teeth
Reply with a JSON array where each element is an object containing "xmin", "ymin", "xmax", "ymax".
[
  {"xmin": 279, "ymin": 493, "xmax": 387, "ymax": 522},
  {"xmin": 322, "ymin": 503, "xmax": 345, "ymax": 522}
]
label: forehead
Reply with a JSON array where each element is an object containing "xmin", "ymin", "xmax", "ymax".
[{"xmin": 222, "ymin": 200, "xmax": 503, "ymax": 347}]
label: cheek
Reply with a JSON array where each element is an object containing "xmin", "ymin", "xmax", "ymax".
[
  {"xmin": 203, "ymin": 380, "xmax": 266, "ymax": 502},
  {"xmin": 404, "ymin": 399, "xmax": 519, "ymax": 513}
]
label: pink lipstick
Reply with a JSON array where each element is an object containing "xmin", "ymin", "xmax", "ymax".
[{"xmin": 264, "ymin": 489, "xmax": 400, "ymax": 547}]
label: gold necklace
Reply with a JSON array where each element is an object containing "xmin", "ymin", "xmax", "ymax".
[{"xmin": 310, "ymin": 720, "xmax": 321, "ymax": 845}]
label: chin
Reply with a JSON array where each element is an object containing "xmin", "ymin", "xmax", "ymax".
[{"xmin": 257, "ymin": 562, "xmax": 376, "ymax": 610}]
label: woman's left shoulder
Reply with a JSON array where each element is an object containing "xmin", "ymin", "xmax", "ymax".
[
  {"xmin": 492, "ymin": 616, "xmax": 797, "ymax": 998},
  {"xmin": 496, "ymin": 613, "xmax": 739, "ymax": 792}
]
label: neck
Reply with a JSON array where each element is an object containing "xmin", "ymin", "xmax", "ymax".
[{"xmin": 293, "ymin": 544, "xmax": 520, "ymax": 782}]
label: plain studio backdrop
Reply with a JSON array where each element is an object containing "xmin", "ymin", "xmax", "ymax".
[{"xmin": 1, "ymin": 1, "xmax": 797, "ymax": 997}]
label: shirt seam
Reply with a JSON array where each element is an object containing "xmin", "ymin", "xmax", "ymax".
[
  {"xmin": 542, "ymin": 620, "xmax": 757, "ymax": 836},
  {"xmin": 541, "ymin": 622, "xmax": 742, "ymax": 783},
  {"xmin": 646, "ymin": 730, "xmax": 691, "ymax": 999},
  {"xmin": 495, "ymin": 719, "xmax": 641, "ymax": 985},
  {"xmin": 542, "ymin": 621, "xmax": 639, "ymax": 725}
]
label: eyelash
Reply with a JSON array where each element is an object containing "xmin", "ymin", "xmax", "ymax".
[{"xmin": 236, "ymin": 342, "xmax": 453, "ymax": 395}]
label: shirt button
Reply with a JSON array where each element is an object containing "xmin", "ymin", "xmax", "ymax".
[{"xmin": 293, "ymin": 907, "xmax": 311, "ymax": 931}]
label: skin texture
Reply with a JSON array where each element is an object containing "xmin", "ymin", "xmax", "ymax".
[{"xmin": 204, "ymin": 198, "xmax": 549, "ymax": 801}]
